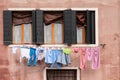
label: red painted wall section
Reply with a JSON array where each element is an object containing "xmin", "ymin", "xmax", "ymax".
[{"xmin": 0, "ymin": 0, "xmax": 120, "ymax": 80}]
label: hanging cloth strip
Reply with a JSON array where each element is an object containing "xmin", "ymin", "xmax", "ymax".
[
  {"xmin": 57, "ymin": 50, "xmax": 71, "ymax": 66},
  {"xmin": 86, "ymin": 47, "xmax": 93, "ymax": 61},
  {"xmin": 12, "ymin": 46, "xmax": 19, "ymax": 54},
  {"xmin": 36, "ymin": 47, "xmax": 45, "ymax": 61},
  {"xmin": 45, "ymin": 48, "xmax": 53, "ymax": 64},
  {"xmin": 72, "ymin": 48, "xmax": 79, "ymax": 53},
  {"xmin": 50, "ymin": 50, "xmax": 62, "ymax": 69},
  {"xmin": 63, "ymin": 48, "xmax": 72, "ymax": 54},
  {"xmin": 27, "ymin": 48, "xmax": 37, "ymax": 67},
  {"xmin": 79, "ymin": 48, "xmax": 86, "ymax": 70},
  {"xmin": 20, "ymin": 47, "xmax": 30, "ymax": 63},
  {"xmin": 91, "ymin": 47, "xmax": 100, "ymax": 69}
]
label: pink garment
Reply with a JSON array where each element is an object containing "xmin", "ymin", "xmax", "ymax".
[
  {"xmin": 91, "ymin": 47, "xmax": 100, "ymax": 69},
  {"xmin": 86, "ymin": 47, "xmax": 93, "ymax": 61},
  {"xmin": 72, "ymin": 48, "xmax": 79, "ymax": 53},
  {"xmin": 79, "ymin": 48, "xmax": 86, "ymax": 70}
]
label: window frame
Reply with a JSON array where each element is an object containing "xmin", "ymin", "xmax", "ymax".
[
  {"xmin": 71, "ymin": 8, "xmax": 98, "ymax": 47},
  {"xmin": 7, "ymin": 8, "xmax": 35, "ymax": 45},
  {"xmin": 44, "ymin": 67, "xmax": 80, "ymax": 80},
  {"xmin": 40, "ymin": 8, "xmax": 98, "ymax": 47}
]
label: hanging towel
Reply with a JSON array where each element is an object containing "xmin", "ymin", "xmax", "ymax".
[
  {"xmin": 12, "ymin": 47, "xmax": 18, "ymax": 54},
  {"xmin": 91, "ymin": 47, "xmax": 100, "ymax": 69},
  {"xmin": 79, "ymin": 48, "xmax": 86, "ymax": 70},
  {"xmin": 57, "ymin": 51, "xmax": 71, "ymax": 65},
  {"xmin": 57, "ymin": 50, "xmax": 66, "ymax": 65},
  {"xmin": 63, "ymin": 48, "xmax": 72, "ymax": 54},
  {"xmin": 86, "ymin": 47, "xmax": 93, "ymax": 61},
  {"xmin": 72, "ymin": 48, "xmax": 79, "ymax": 53},
  {"xmin": 36, "ymin": 47, "xmax": 45, "ymax": 60},
  {"xmin": 20, "ymin": 47, "xmax": 30, "ymax": 63},
  {"xmin": 50, "ymin": 50, "xmax": 60, "ymax": 68},
  {"xmin": 27, "ymin": 48, "xmax": 37, "ymax": 66},
  {"xmin": 45, "ymin": 48, "xmax": 52, "ymax": 64}
]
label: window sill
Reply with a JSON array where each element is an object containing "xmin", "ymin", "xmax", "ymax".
[{"xmin": 8, "ymin": 44, "xmax": 99, "ymax": 48}]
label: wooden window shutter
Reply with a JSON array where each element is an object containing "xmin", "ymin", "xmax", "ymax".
[
  {"xmin": 86, "ymin": 10, "xmax": 95, "ymax": 44},
  {"xmin": 63, "ymin": 10, "xmax": 77, "ymax": 44},
  {"xmin": 91, "ymin": 11, "xmax": 95, "ymax": 44},
  {"xmin": 36, "ymin": 10, "xmax": 44, "ymax": 44},
  {"xmin": 32, "ymin": 10, "xmax": 36, "ymax": 44},
  {"xmin": 3, "ymin": 10, "xmax": 12, "ymax": 45},
  {"xmin": 71, "ymin": 11, "xmax": 77, "ymax": 44}
]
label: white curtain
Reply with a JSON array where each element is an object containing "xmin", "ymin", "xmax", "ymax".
[
  {"xmin": 77, "ymin": 27, "xmax": 82, "ymax": 43},
  {"xmin": 44, "ymin": 24, "xmax": 52, "ymax": 44},
  {"xmin": 13, "ymin": 25, "xmax": 21, "ymax": 44},
  {"xmin": 54, "ymin": 23, "xmax": 62, "ymax": 44},
  {"xmin": 24, "ymin": 23, "xmax": 32, "ymax": 43},
  {"xmin": 13, "ymin": 23, "xmax": 32, "ymax": 44}
]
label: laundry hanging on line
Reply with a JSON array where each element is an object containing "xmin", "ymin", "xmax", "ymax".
[{"xmin": 11, "ymin": 46, "xmax": 100, "ymax": 69}]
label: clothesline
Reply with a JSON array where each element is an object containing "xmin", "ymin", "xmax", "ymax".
[
  {"xmin": 8, "ymin": 44, "xmax": 102, "ymax": 48},
  {"xmin": 1, "ymin": 46, "xmax": 100, "ymax": 78}
]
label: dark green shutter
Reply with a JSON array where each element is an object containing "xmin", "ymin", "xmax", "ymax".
[
  {"xmin": 32, "ymin": 11, "xmax": 36, "ymax": 44},
  {"xmin": 91, "ymin": 11, "xmax": 95, "ymax": 44},
  {"xmin": 86, "ymin": 10, "xmax": 95, "ymax": 44},
  {"xmin": 86, "ymin": 10, "xmax": 91, "ymax": 44},
  {"xmin": 63, "ymin": 10, "xmax": 77, "ymax": 44},
  {"xmin": 71, "ymin": 11, "xmax": 77, "ymax": 44},
  {"xmin": 36, "ymin": 10, "xmax": 44, "ymax": 44},
  {"xmin": 3, "ymin": 11, "xmax": 12, "ymax": 45}
]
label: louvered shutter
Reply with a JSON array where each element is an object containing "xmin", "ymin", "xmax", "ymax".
[
  {"xmin": 3, "ymin": 11, "xmax": 12, "ymax": 45},
  {"xmin": 36, "ymin": 10, "xmax": 44, "ymax": 44},
  {"xmin": 71, "ymin": 11, "xmax": 77, "ymax": 44},
  {"xmin": 91, "ymin": 11, "xmax": 95, "ymax": 44},
  {"xmin": 86, "ymin": 10, "xmax": 95, "ymax": 44},
  {"xmin": 32, "ymin": 11, "xmax": 36, "ymax": 44},
  {"xmin": 63, "ymin": 10, "xmax": 77, "ymax": 44}
]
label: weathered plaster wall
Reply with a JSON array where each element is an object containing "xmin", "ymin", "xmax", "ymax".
[{"xmin": 0, "ymin": 0, "xmax": 120, "ymax": 80}]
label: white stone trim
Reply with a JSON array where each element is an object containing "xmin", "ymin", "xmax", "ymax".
[
  {"xmin": 40, "ymin": 8, "xmax": 68, "ymax": 11},
  {"xmin": 8, "ymin": 8, "xmax": 36, "ymax": 11},
  {"xmin": 71, "ymin": 8, "xmax": 98, "ymax": 11},
  {"xmin": 44, "ymin": 67, "xmax": 80, "ymax": 80}
]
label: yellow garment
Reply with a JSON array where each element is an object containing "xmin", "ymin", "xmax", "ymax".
[{"xmin": 63, "ymin": 48, "xmax": 72, "ymax": 54}]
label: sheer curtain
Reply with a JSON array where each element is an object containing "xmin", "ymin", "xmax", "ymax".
[
  {"xmin": 77, "ymin": 27, "xmax": 82, "ymax": 43},
  {"xmin": 13, "ymin": 25, "xmax": 21, "ymax": 44},
  {"xmin": 44, "ymin": 24, "xmax": 52, "ymax": 44},
  {"xmin": 13, "ymin": 23, "xmax": 32, "ymax": 44},
  {"xmin": 54, "ymin": 23, "xmax": 63, "ymax": 44},
  {"xmin": 24, "ymin": 23, "xmax": 32, "ymax": 43}
]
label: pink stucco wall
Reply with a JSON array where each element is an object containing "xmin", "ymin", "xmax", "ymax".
[{"xmin": 0, "ymin": 0, "xmax": 120, "ymax": 80}]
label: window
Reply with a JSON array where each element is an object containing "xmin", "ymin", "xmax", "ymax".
[
  {"xmin": 75, "ymin": 10, "xmax": 96, "ymax": 44},
  {"xmin": 43, "ymin": 11, "xmax": 64, "ymax": 44},
  {"xmin": 41, "ymin": 9, "xmax": 98, "ymax": 45},
  {"xmin": 12, "ymin": 11, "xmax": 32, "ymax": 44},
  {"xmin": 44, "ymin": 67, "xmax": 80, "ymax": 80},
  {"xmin": 3, "ymin": 10, "xmax": 36, "ymax": 45},
  {"xmin": 3, "ymin": 8, "xmax": 98, "ymax": 45}
]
